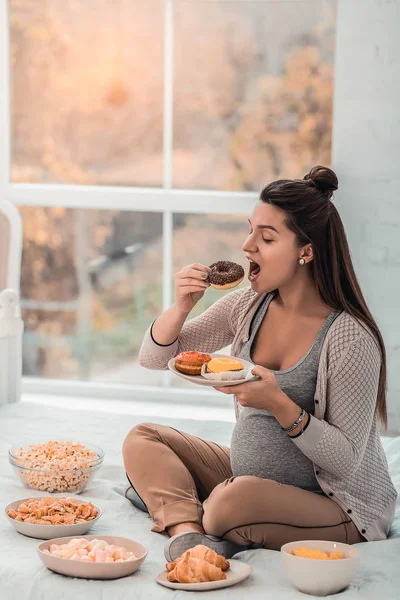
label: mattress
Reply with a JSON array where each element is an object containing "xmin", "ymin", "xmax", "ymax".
[{"xmin": 0, "ymin": 402, "xmax": 399, "ymax": 600}]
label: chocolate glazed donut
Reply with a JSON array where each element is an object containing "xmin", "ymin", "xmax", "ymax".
[{"xmin": 208, "ymin": 261, "xmax": 245, "ymax": 290}]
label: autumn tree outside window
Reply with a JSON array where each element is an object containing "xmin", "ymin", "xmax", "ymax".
[{"xmin": 2, "ymin": 0, "xmax": 337, "ymax": 396}]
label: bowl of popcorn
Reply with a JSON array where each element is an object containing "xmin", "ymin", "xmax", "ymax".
[
  {"xmin": 8, "ymin": 440, "xmax": 104, "ymax": 493},
  {"xmin": 280, "ymin": 540, "xmax": 360, "ymax": 596},
  {"xmin": 37, "ymin": 535, "xmax": 148, "ymax": 579},
  {"xmin": 5, "ymin": 496, "xmax": 102, "ymax": 539}
]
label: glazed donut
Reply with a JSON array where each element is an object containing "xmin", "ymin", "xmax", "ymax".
[
  {"xmin": 175, "ymin": 351, "xmax": 212, "ymax": 376},
  {"xmin": 208, "ymin": 261, "xmax": 244, "ymax": 290}
]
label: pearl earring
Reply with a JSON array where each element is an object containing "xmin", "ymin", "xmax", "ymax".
[{"xmin": 299, "ymin": 258, "xmax": 305, "ymax": 265}]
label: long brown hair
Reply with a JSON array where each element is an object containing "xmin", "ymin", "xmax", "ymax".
[{"xmin": 260, "ymin": 165, "xmax": 387, "ymax": 427}]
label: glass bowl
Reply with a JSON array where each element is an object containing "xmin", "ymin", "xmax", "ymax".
[{"xmin": 8, "ymin": 441, "xmax": 104, "ymax": 494}]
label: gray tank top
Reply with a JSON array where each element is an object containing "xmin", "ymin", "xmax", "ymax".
[{"xmin": 230, "ymin": 293, "xmax": 341, "ymax": 492}]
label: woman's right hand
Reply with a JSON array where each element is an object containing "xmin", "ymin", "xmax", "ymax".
[{"xmin": 174, "ymin": 263, "xmax": 211, "ymax": 314}]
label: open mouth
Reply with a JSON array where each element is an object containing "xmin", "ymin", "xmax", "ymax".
[{"xmin": 248, "ymin": 258, "xmax": 261, "ymax": 281}]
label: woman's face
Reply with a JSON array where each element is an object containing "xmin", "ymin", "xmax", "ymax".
[{"xmin": 242, "ymin": 201, "xmax": 303, "ymax": 293}]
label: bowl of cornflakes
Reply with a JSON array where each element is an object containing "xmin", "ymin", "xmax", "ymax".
[
  {"xmin": 5, "ymin": 496, "xmax": 102, "ymax": 539},
  {"xmin": 9, "ymin": 440, "xmax": 104, "ymax": 494},
  {"xmin": 280, "ymin": 540, "xmax": 360, "ymax": 596}
]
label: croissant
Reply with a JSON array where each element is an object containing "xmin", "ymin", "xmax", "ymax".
[
  {"xmin": 167, "ymin": 554, "xmax": 227, "ymax": 583},
  {"xmin": 166, "ymin": 544, "xmax": 230, "ymax": 572}
]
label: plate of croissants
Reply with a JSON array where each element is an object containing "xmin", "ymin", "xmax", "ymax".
[
  {"xmin": 168, "ymin": 352, "xmax": 258, "ymax": 387},
  {"xmin": 156, "ymin": 544, "xmax": 253, "ymax": 591}
]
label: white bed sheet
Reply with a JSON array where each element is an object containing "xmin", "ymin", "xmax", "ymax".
[{"xmin": 0, "ymin": 402, "xmax": 399, "ymax": 600}]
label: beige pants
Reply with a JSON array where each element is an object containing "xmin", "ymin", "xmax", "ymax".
[{"xmin": 122, "ymin": 423, "xmax": 365, "ymax": 551}]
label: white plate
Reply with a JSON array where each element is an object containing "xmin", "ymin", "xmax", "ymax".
[
  {"xmin": 5, "ymin": 497, "xmax": 102, "ymax": 539},
  {"xmin": 156, "ymin": 558, "xmax": 253, "ymax": 591},
  {"xmin": 37, "ymin": 535, "xmax": 148, "ymax": 580},
  {"xmin": 168, "ymin": 353, "xmax": 257, "ymax": 387}
]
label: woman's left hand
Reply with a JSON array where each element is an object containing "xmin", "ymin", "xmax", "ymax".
[{"xmin": 214, "ymin": 365, "xmax": 286, "ymax": 414}]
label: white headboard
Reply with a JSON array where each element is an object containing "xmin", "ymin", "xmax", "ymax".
[
  {"xmin": 0, "ymin": 289, "xmax": 23, "ymax": 405},
  {"xmin": 0, "ymin": 199, "xmax": 22, "ymax": 292},
  {"xmin": 0, "ymin": 200, "xmax": 23, "ymax": 404}
]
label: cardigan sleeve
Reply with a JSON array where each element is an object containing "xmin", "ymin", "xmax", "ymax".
[
  {"xmin": 290, "ymin": 333, "xmax": 381, "ymax": 479},
  {"xmin": 138, "ymin": 288, "xmax": 245, "ymax": 370}
]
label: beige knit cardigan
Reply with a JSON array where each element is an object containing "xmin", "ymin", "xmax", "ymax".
[{"xmin": 139, "ymin": 287, "xmax": 397, "ymax": 541}]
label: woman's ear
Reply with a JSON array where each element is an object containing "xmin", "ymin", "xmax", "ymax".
[{"xmin": 300, "ymin": 243, "xmax": 314, "ymax": 264}]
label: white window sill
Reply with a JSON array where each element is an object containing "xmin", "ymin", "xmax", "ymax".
[{"xmin": 21, "ymin": 393, "xmax": 235, "ymax": 423}]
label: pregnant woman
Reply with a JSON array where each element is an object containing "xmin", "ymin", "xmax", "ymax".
[{"xmin": 123, "ymin": 166, "xmax": 397, "ymax": 561}]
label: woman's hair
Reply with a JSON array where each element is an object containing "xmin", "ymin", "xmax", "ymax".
[{"xmin": 260, "ymin": 165, "xmax": 387, "ymax": 427}]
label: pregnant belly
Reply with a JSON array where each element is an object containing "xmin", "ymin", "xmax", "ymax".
[{"xmin": 230, "ymin": 409, "xmax": 321, "ymax": 491}]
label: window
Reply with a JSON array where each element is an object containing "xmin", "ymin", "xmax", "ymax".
[
  {"xmin": 173, "ymin": 0, "xmax": 336, "ymax": 190},
  {"xmin": 21, "ymin": 207, "xmax": 163, "ymax": 383},
  {"xmin": 10, "ymin": 0, "xmax": 164, "ymax": 187},
  {"xmin": 2, "ymin": 0, "xmax": 337, "ymax": 397}
]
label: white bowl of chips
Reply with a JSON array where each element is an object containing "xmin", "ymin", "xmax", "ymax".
[
  {"xmin": 281, "ymin": 540, "xmax": 360, "ymax": 596},
  {"xmin": 5, "ymin": 496, "xmax": 102, "ymax": 539}
]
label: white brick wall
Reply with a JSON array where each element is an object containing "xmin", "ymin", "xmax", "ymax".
[{"xmin": 332, "ymin": 0, "xmax": 400, "ymax": 434}]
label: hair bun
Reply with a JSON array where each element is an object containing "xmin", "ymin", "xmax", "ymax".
[{"xmin": 303, "ymin": 165, "xmax": 338, "ymax": 197}]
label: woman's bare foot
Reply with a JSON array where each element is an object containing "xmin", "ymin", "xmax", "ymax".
[{"xmin": 167, "ymin": 522, "xmax": 205, "ymax": 538}]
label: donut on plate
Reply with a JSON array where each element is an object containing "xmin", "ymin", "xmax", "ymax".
[
  {"xmin": 208, "ymin": 261, "xmax": 244, "ymax": 290},
  {"xmin": 175, "ymin": 351, "xmax": 212, "ymax": 376}
]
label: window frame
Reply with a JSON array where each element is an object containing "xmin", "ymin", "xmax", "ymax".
[{"xmin": 0, "ymin": 0, "xmax": 257, "ymax": 402}]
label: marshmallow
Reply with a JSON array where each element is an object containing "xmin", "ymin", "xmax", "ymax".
[{"xmin": 95, "ymin": 550, "xmax": 108, "ymax": 563}]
